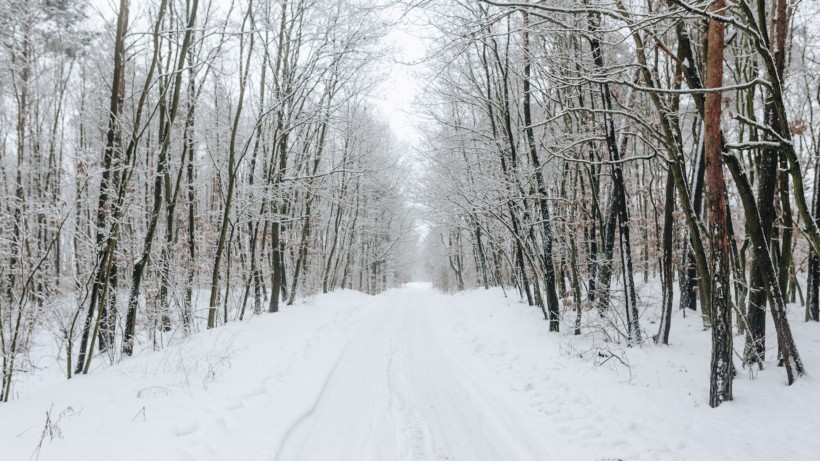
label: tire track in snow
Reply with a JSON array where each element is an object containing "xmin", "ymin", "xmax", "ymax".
[
  {"xmin": 274, "ymin": 287, "xmax": 556, "ymax": 461},
  {"xmin": 274, "ymin": 307, "xmax": 402, "ymax": 460}
]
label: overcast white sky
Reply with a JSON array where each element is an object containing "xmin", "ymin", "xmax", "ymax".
[{"xmin": 371, "ymin": 9, "xmax": 428, "ymax": 145}]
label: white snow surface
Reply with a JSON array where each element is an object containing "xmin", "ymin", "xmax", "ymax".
[{"xmin": 3, "ymin": 284, "xmax": 820, "ymax": 460}]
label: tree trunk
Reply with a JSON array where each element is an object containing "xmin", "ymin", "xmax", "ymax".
[
  {"xmin": 723, "ymin": 154, "xmax": 805, "ymax": 385},
  {"xmin": 75, "ymin": 0, "xmax": 130, "ymax": 374},
  {"xmin": 655, "ymin": 170, "xmax": 675, "ymax": 345},
  {"xmin": 208, "ymin": 3, "xmax": 253, "ymax": 328},
  {"xmin": 523, "ymin": 12, "xmax": 560, "ymax": 331},
  {"xmin": 705, "ymin": 4, "xmax": 733, "ymax": 406}
]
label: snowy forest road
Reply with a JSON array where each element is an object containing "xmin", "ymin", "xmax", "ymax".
[
  {"xmin": 274, "ymin": 286, "xmax": 550, "ymax": 461},
  {"xmin": 7, "ymin": 284, "xmax": 818, "ymax": 461}
]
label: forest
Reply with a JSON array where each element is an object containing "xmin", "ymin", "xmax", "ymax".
[
  {"xmin": 418, "ymin": 0, "xmax": 818, "ymax": 408},
  {"xmin": 1, "ymin": 0, "xmax": 818, "ymax": 414},
  {"xmin": 0, "ymin": 0, "xmax": 417, "ymax": 401}
]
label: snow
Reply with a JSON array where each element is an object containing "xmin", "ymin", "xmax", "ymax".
[{"xmin": 3, "ymin": 284, "xmax": 820, "ymax": 460}]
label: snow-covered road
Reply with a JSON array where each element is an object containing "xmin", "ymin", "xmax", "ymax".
[
  {"xmin": 275, "ymin": 287, "xmax": 550, "ymax": 461},
  {"xmin": 4, "ymin": 284, "xmax": 820, "ymax": 461}
]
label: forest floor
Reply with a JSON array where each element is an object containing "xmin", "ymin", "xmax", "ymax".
[{"xmin": 3, "ymin": 283, "xmax": 820, "ymax": 461}]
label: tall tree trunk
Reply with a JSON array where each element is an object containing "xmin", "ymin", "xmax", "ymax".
[
  {"xmin": 655, "ymin": 170, "xmax": 675, "ymax": 345},
  {"xmin": 184, "ymin": 89, "xmax": 197, "ymax": 333},
  {"xmin": 807, "ymin": 151, "xmax": 820, "ymax": 321},
  {"xmin": 681, "ymin": 146, "xmax": 704, "ymax": 313},
  {"xmin": 208, "ymin": 3, "xmax": 253, "ymax": 328},
  {"xmin": 704, "ymin": 3, "xmax": 733, "ymax": 407},
  {"xmin": 724, "ymin": 155, "xmax": 806, "ymax": 385},
  {"xmin": 75, "ymin": 0, "xmax": 130, "ymax": 374},
  {"xmin": 522, "ymin": 12, "xmax": 560, "ymax": 331},
  {"xmin": 745, "ymin": 0, "xmax": 791, "ymax": 366}
]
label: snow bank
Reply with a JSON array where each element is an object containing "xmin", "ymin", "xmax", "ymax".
[
  {"xmin": 439, "ymin": 287, "xmax": 820, "ymax": 461},
  {"xmin": 1, "ymin": 290, "xmax": 378, "ymax": 461}
]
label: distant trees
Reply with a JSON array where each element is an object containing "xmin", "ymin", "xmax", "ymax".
[{"xmin": 0, "ymin": 0, "xmax": 91, "ymax": 401}]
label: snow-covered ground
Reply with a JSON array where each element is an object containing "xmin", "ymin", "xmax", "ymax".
[{"xmin": 3, "ymin": 284, "xmax": 819, "ymax": 460}]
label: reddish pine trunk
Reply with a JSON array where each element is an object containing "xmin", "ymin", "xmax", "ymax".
[{"xmin": 704, "ymin": 0, "xmax": 733, "ymax": 408}]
